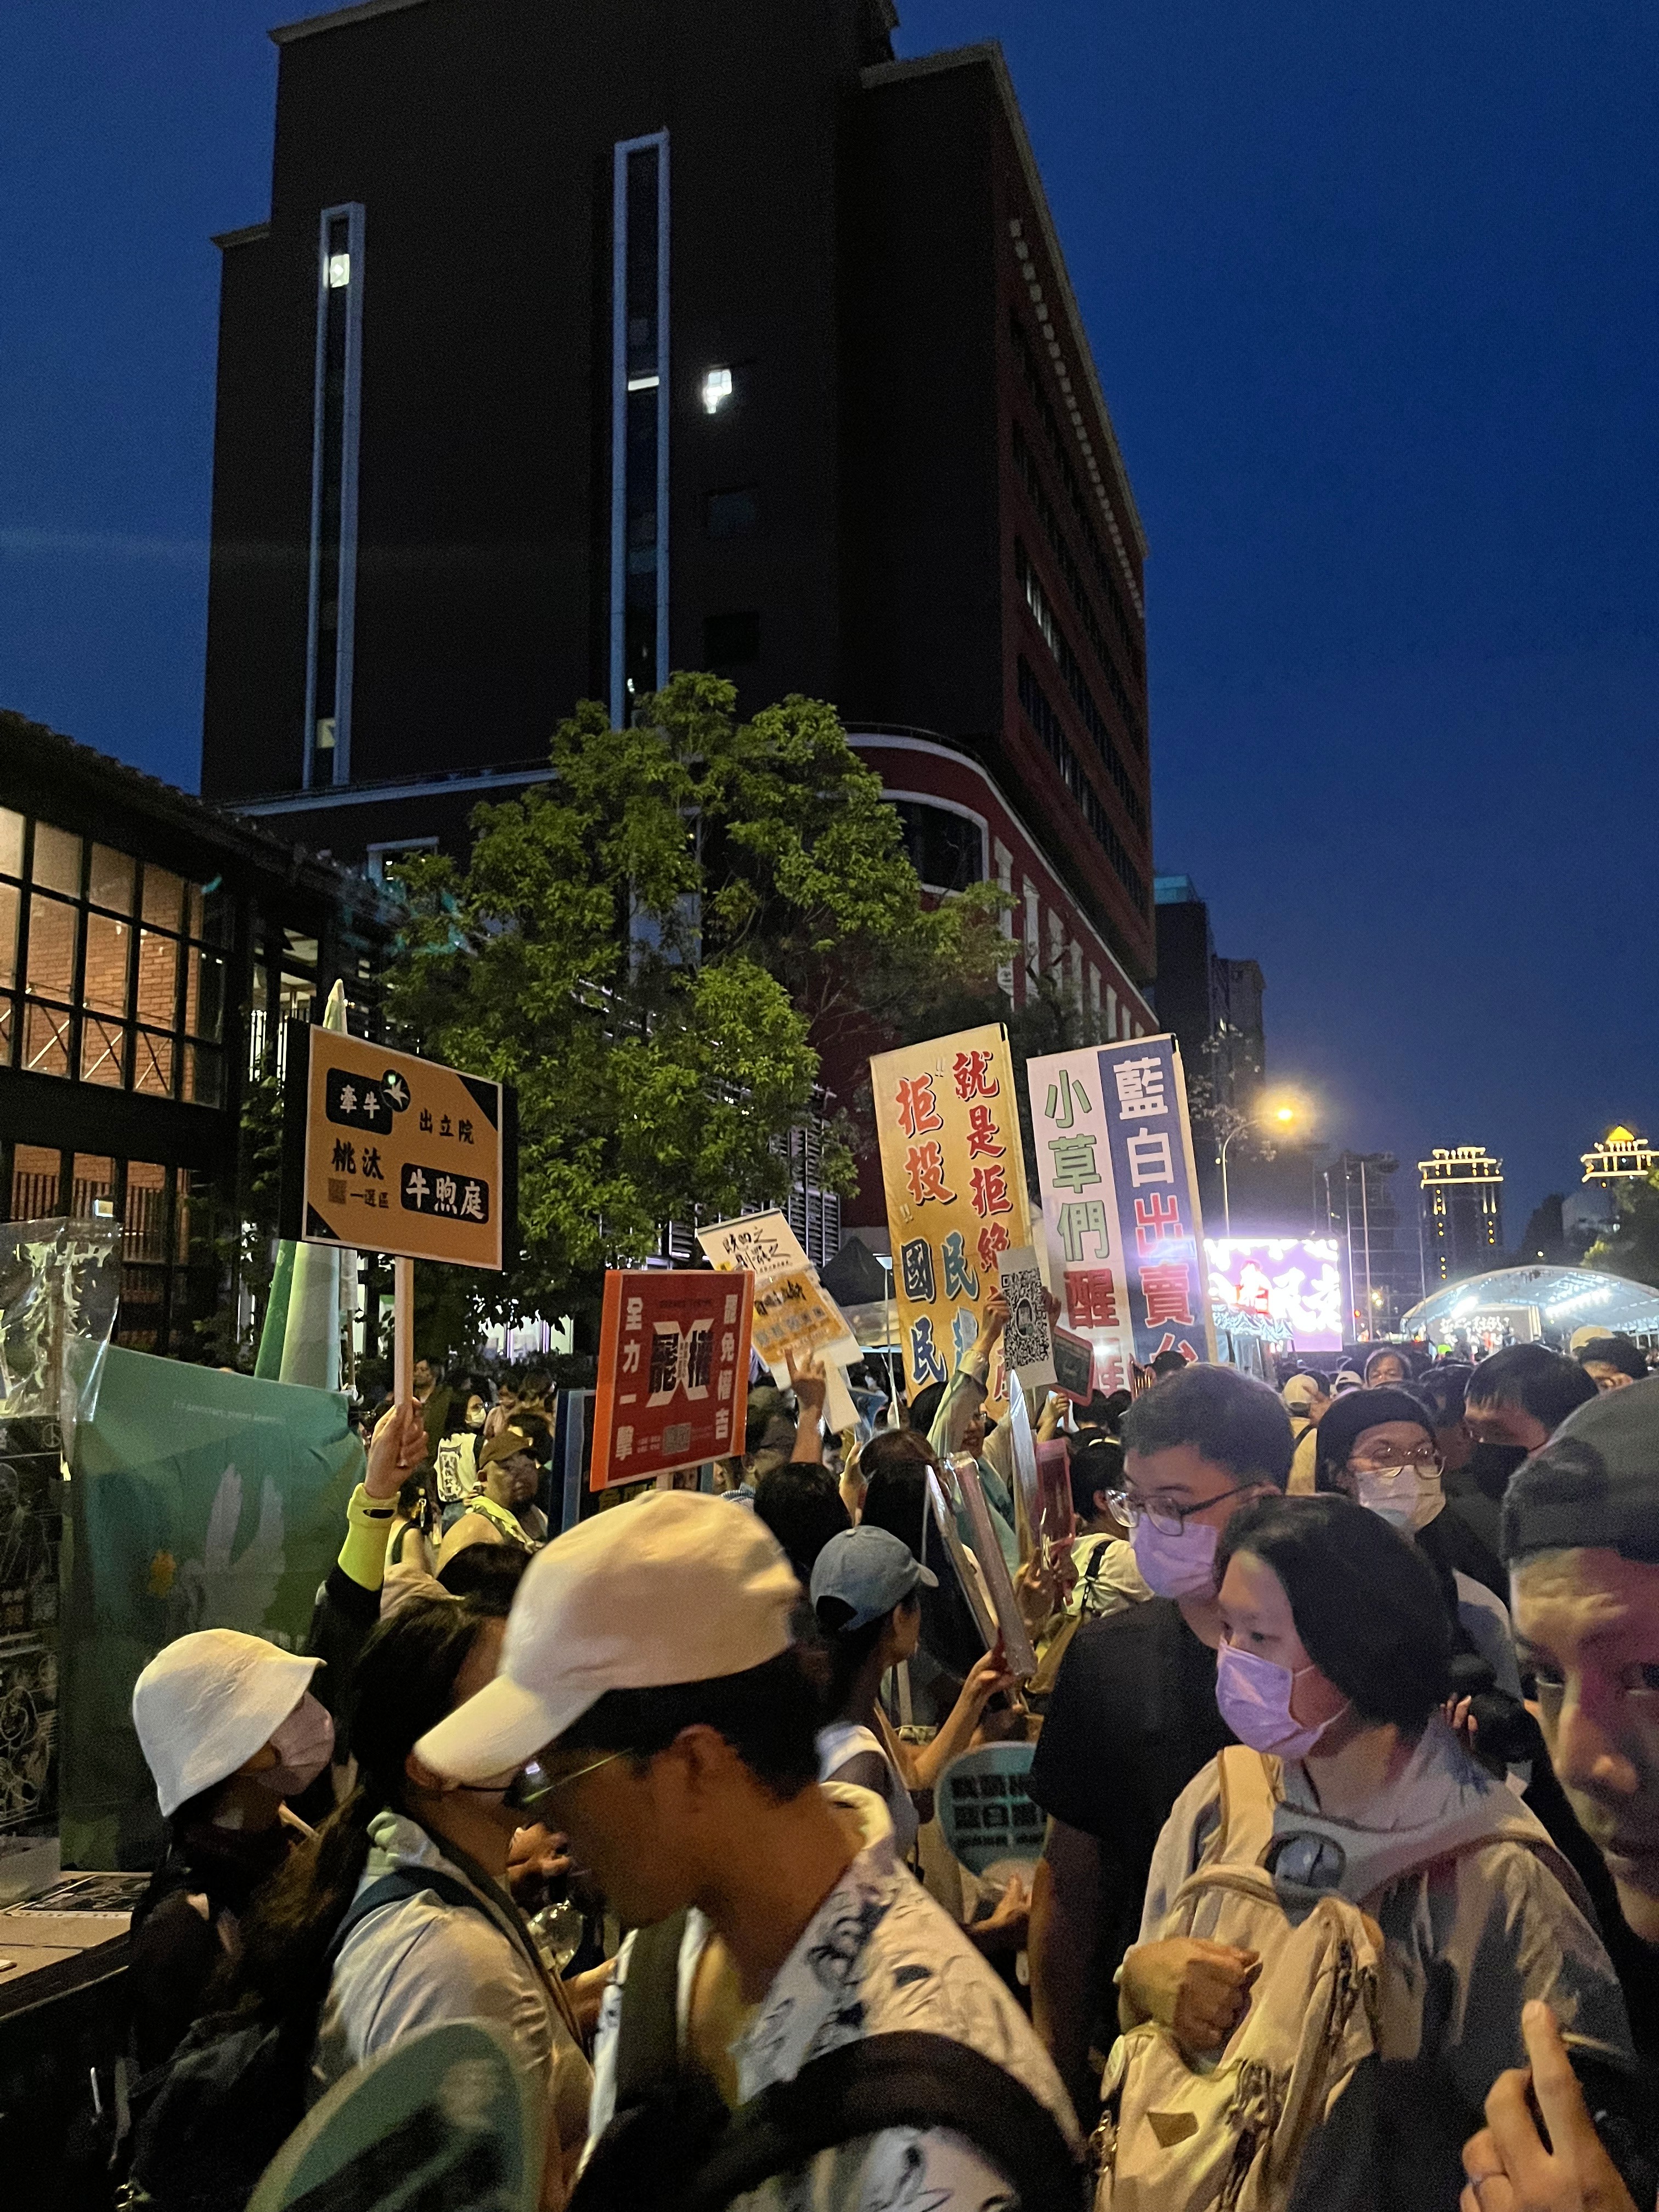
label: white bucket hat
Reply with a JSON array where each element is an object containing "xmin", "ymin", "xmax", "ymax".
[{"xmin": 132, "ymin": 1628, "xmax": 321, "ymax": 1818}]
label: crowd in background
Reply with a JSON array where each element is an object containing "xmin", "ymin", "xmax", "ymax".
[{"xmin": 106, "ymin": 1311, "xmax": 1659, "ymax": 2211}]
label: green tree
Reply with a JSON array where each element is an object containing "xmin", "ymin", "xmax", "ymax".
[
  {"xmin": 1584, "ymin": 1173, "xmax": 1659, "ymax": 1288},
  {"xmin": 384, "ymin": 675, "xmax": 1003, "ymax": 1341}
]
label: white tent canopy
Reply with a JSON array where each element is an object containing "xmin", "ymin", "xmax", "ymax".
[{"xmin": 1402, "ymin": 1265, "xmax": 1659, "ymax": 1350}]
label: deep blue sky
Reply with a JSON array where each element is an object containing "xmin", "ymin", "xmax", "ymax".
[{"xmin": 2, "ymin": 2, "xmax": 1655, "ymax": 1231}]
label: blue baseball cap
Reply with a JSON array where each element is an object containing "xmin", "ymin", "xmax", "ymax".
[{"xmin": 809, "ymin": 1525, "xmax": 937, "ymax": 1631}]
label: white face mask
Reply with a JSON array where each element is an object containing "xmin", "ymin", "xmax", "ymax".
[{"xmin": 1355, "ymin": 1469, "xmax": 1445, "ymax": 1535}]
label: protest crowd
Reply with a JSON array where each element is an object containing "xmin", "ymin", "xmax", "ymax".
[{"xmin": 94, "ymin": 1295, "xmax": 1659, "ymax": 2212}]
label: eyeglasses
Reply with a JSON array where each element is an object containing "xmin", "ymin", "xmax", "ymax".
[
  {"xmin": 504, "ymin": 1748, "xmax": 627, "ymax": 1817},
  {"xmin": 1345, "ymin": 1444, "xmax": 1443, "ymax": 1478},
  {"xmin": 1103, "ymin": 1482, "xmax": 1256, "ymax": 1536}
]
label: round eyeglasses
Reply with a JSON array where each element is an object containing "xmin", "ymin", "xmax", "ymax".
[{"xmin": 1102, "ymin": 1482, "xmax": 1256, "ymax": 1536}]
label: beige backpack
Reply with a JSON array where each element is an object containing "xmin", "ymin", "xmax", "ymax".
[
  {"xmin": 1092, "ymin": 1748, "xmax": 1383, "ymax": 2212},
  {"xmin": 1093, "ymin": 1747, "xmax": 1589, "ymax": 2212}
]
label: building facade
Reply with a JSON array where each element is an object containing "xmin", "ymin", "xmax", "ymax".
[
  {"xmin": 1419, "ymin": 1144, "xmax": 1505, "ymax": 1289},
  {"xmin": 0, "ymin": 710, "xmax": 389, "ymax": 1355},
  {"xmin": 199, "ymin": 1, "xmax": 1158, "ymax": 1103}
]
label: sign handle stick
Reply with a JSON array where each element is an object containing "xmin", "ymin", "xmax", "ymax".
[{"xmin": 394, "ymin": 1256, "xmax": 414, "ymax": 1404}]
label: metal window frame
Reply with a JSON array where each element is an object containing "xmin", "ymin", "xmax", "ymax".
[
  {"xmin": 610, "ymin": 131, "xmax": 670, "ymax": 726},
  {"xmin": 303, "ymin": 201, "xmax": 366, "ymax": 790}
]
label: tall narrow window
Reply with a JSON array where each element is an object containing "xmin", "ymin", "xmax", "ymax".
[
  {"xmin": 304, "ymin": 202, "xmax": 365, "ymax": 788},
  {"xmin": 611, "ymin": 133, "xmax": 669, "ymax": 724}
]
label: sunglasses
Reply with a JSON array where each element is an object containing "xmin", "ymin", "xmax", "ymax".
[{"xmin": 502, "ymin": 1748, "xmax": 627, "ymax": 1816}]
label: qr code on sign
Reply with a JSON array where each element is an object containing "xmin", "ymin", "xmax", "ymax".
[{"xmin": 998, "ymin": 1246, "xmax": 1051, "ymax": 1376}]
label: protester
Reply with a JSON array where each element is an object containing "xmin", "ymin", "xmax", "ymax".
[
  {"xmin": 1148, "ymin": 1348, "xmax": 1189, "ymax": 1381},
  {"xmin": 752, "ymin": 1459, "xmax": 850, "ymax": 1594},
  {"xmin": 387, "ymin": 1469, "xmax": 437, "ymax": 1578},
  {"xmin": 811, "ymin": 1523, "xmax": 1015, "ymax": 1859},
  {"xmin": 127, "ymin": 1631, "xmax": 336, "ymax": 2067},
  {"xmin": 1063, "ymin": 1436, "xmax": 1150, "ymax": 1622},
  {"xmin": 1460, "ymin": 1375, "xmax": 1659, "ymax": 2209},
  {"xmin": 414, "ymin": 1490, "xmax": 1081, "ymax": 2208},
  {"xmin": 433, "ymin": 1376, "xmax": 490, "ymax": 1528},
  {"xmin": 223, "ymin": 1596, "xmax": 591, "ymax": 2207},
  {"xmin": 435, "ymin": 1427, "xmax": 547, "ymax": 1570},
  {"xmin": 1449, "ymin": 1346, "xmax": 1599, "ymax": 1594},
  {"xmin": 1072, "ymin": 1387, "xmax": 1133, "ymax": 1443},
  {"xmin": 1363, "ymin": 1344, "xmax": 1410, "ymax": 1386},
  {"xmin": 1282, "ymin": 1368, "xmax": 1331, "ymax": 1494},
  {"xmin": 1313, "ymin": 1385, "xmax": 1523, "ymax": 1700},
  {"xmin": 1127, "ymin": 1493, "xmax": 1632, "ymax": 2202},
  {"xmin": 917, "ymin": 1292, "xmax": 1020, "ymax": 1571},
  {"xmin": 1026, "ymin": 1362, "xmax": 1293, "ymax": 2116},
  {"xmin": 857, "ymin": 1427, "xmax": 988, "ymax": 1700},
  {"xmin": 1576, "ymin": 1335, "xmax": 1651, "ymax": 1392},
  {"xmin": 1414, "ymin": 1360, "xmax": 1476, "ymax": 1476}
]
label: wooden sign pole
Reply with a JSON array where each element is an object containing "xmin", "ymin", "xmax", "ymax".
[{"xmin": 394, "ymin": 1255, "xmax": 414, "ymax": 1405}]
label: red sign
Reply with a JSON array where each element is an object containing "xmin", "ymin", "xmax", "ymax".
[{"xmin": 590, "ymin": 1270, "xmax": 755, "ymax": 1491}]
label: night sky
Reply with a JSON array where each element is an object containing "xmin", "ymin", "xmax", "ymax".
[{"xmin": 2, "ymin": 2, "xmax": 1655, "ymax": 1231}]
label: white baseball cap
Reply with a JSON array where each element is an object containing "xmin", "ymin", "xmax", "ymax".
[
  {"xmin": 132, "ymin": 1629, "xmax": 321, "ymax": 1818},
  {"xmin": 416, "ymin": 1488, "xmax": 799, "ymax": 1784},
  {"xmin": 1282, "ymin": 1374, "xmax": 1324, "ymax": 1411}
]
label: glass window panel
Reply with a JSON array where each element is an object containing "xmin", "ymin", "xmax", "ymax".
[
  {"xmin": 31, "ymin": 823, "xmax": 81, "ymax": 895},
  {"xmin": 199, "ymin": 881, "xmax": 233, "ymax": 947},
  {"xmin": 89, "ymin": 844, "xmax": 135, "ymax": 914},
  {"xmin": 183, "ymin": 1044, "xmax": 223, "ymax": 1108},
  {"xmin": 123, "ymin": 1162, "xmax": 170, "ymax": 1261},
  {"xmin": 0, "ymin": 811, "xmax": 21, "ymax": 879},
  {"xmin": 185, "ymin": 949, "xmax": 225, "ymax": 1042},
  {"xmin": 25, "ymin": 894, "xmax": 78, "ymax": 1000},
  {"xmin": 23, "ymin": 999, "xmax": 71, "ymax": 1078},
  {"xmin": 0, "ymin": 882, "xmax": 16, "ymax": 988},
  {"xmin": 80, "ymin": 1012, "xmax": 127, "ymax": 1088},
  {"xmin": 11, "ymin": 1144, "xmax": 60, "ymax": 1221},
  {"xmin": 83, "ymin": 911, "xmax": 132, "ymax": 1018},
  {"xmin": 133, "ymin": 1029, "xmax": 176, "ymax": 1097},
  {"xmin": 71, "ymin": 1154, "xmax": 115, "ymax": 1219},
  {"xmin": 142, "ymin": 864, "xmax": 184, "ymax": 932},
  {"xmin": 135, "ymin": 929, "xmax": 179, "ymax": 1029}
]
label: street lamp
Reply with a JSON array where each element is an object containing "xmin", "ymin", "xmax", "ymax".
[{"xmin": 1217, "ymin": 1097, "xmax": 1300, "ymax": 1237}]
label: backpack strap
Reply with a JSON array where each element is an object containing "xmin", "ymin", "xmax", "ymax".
[
  {"xmin": 1207, "ymin": 1746, "xmax": 1282, "ymax": 1871},
  {"xmin": 613, "ymin": 1906, "xmax": 694, "ymax": 2108},
  {"xmin": 325, "ymin": 1864, "xmax": 492, "ymax": 1970},
  {"xmin": 682, "ymin": 2030, "xmax": 1084, "ymax": 2212}
]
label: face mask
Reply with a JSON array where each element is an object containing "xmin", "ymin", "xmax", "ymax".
[
  {"xmin": 1130, "ymin": 1512, "xmax": 1221, "ymax": 1600},
  {"xmin": 1216, "ymin": 1641, "xmax": 1347, "ymax": 1760},
  {"xmin": 256, "ymin": 1693, "xmax": 335, "ymax": 1798},
  {"xmin": 1354, "ymin": 1472, "xmax": 1416, "ymax": 1532},
  {"xmin": 466, "ymin": 1400, "xmax": 486, "ymax": 1429},
  {"xmin": 1464, "ymin": 1441, "xmax": 1529, "ymax": 1499}
]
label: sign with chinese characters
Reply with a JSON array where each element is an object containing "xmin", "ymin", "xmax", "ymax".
[
  {"xmin": 748, "ymin": 1268, "xmax": 855, "ymax": 1372},
  {"xmin": 589, "ymin": 1269, "xmax": 755, "ymax": 1490},
  {"xmin": 1206, "ymin": 1237, "xmax": 1343, "ymax": 1352},
  {"xmin": 1028, "ymin": 1035, "xmax": 1216, "ymax": 1381},
  {"xmin": 283, "ymin": 1025, "xmax": 514, "ymax": 1271},
  {"xmin": 868, "ymin": 1024, "xmax": 1034, "ymax": 1396},
  {"xmin": 1098, "ymin": 1034, "xmax": 1217, "ymax": 1368},
  {"xmin": 697, "ymin": 1210, "xmax": 862, "ymax": 1378}
]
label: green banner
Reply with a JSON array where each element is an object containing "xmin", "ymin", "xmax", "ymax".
[{"xmin": 60, "ymin": 1342, "xmax": 363, "ymax": 1869}]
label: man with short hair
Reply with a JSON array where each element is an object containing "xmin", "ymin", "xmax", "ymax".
[
  {"xmin": 1364, "ymin": 1344, "xmax": 1410, "ymax": 1386},
  {"xmin": 434, "ymin": 1428, "xmax": 546, "ymax": 1568},
  {"xmin": 1577, "ymin": 1335, "xmax": 1651, "ymax": 1393},
  {"xmin": 1026, "ymin": 1363, "xmax": 1294, "ymax": 2116},
  {"xmin": 1447, "ymin": 1346, "xmax": 1600, "ymax": 1593},
  {"xmin": 1459, "ymin": 1373, "xmax": 1659, "ymax": 2211},
  {"xmin": 415, "ymin": 1491, "xmax": 1080, "ymax": 2209}
]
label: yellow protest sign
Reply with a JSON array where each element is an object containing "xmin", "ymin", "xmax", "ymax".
[
  {"xmin": 748, "ymin": 1268, "xmax": 855, "ymax": 1371},
  {"xmin": 868, "ymin": 1023, "xmax": 1034, "ymax": 1393},
  {"xmin": 283, "ymin": 1025, "xmax": 515, "ymax": 1271}
]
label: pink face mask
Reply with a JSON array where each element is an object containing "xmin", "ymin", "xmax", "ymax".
[
  {"xmin": 1130, "ymin": 1512, "xmax": 1221, "ymax": 1600},
  {"xmin": 255, "ymin": 1694, "xmax": 335, "ymax": 1798},
  {"xmin": 1215, "ymin": 1641, "xmax": 1347, "ymax": 1761}
]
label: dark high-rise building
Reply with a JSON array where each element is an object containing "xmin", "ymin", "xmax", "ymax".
[
  {"xmin": 1419, "ymin": 1145, "xmax": 1505, "ymax": 1286},
  {"xmin": 202, "ymin": 1, "xmax": 1157, "ymax": 1064}
]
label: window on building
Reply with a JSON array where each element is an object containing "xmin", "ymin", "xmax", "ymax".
[
  {"xmin": 612, "ymin": 132, "xmax": 669, "ymax": 722},
  {"xmin": 701, "ymin": 365, "xmax": 735, "ymax": 414},
  {"xmin": 705, "ymin": 486, "xmax": 758, "ymax": 538},
  {"xmin": 0, "ymin": 814, "xmax": 225, "ymax": 1105},
  {"xmin": 703, "ymin": 610, "xmax": 760, "ymax": 666},
  {"xmin": 891, "ymin": 802, "xmax": 984, "ymax": 894},
  {"xmin": 306, "ymin": 202, "xmax": 365, "ymax": 789},
  {"xmin": 366, "ymin": 837, "xmax": 438, "ymax": 884}
]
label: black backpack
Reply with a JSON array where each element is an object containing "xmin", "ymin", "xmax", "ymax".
[
  {"xmin": 111, "ymin": 1864, "xmax": 492, "ymax": 2212},
  {"xmin": 570, "ymin": 1908, "xmax": 1086, "ymax": 2212}
]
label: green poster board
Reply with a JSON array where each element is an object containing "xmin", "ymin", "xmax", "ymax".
[{"xmin": 59, "ymin": 1341, "xmax": 362, "ymax": 1867}]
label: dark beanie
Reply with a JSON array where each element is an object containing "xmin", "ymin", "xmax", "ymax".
[
  {"xmin": 1503, "ymin": 1371, "xmax": 1659, "ymax": 1567},
  {"xmin": 1312, "ymin": 1387, "xmax": 1434, "ymax": 1489}
]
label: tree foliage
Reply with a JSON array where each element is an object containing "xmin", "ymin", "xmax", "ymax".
[
  {"xmin": 383, "ymin": 676, "xmax": 1005, "ymax": 1337},
  {"xmin": 1583, "ymin": 1174, "xmax": 1659, "ymax": 1289}
]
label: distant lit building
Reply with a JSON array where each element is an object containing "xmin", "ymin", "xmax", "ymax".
[
  {"xmin": 1582, "ymin": 1126, "xmax": 1658, "ymax": 1183},
  {"xmin": 1419, "ymin": 1145, "xmax": 1505, "ymax": 1285}
]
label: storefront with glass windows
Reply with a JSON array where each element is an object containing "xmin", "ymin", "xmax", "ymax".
[{"xmin": 0, "ymin": 710, "xmax": 391, "ymax": 1357}]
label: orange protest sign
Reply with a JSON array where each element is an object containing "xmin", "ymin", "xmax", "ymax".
[
  {"xmin": 868, "ymin": 1023, "xmax": 1034, "ymax": 1396},
  {"xmin": 281, "ymin": 1024, "xmax": 516, "ymax": 1271},
  {"xmin": 590, "ymin": 1269, "xmax": 755, "ymax": 1489}
]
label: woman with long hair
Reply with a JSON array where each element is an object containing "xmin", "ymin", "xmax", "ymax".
[{"xmin": 225, "ymin": 1596, "xmax": 591, "ymax": 2207}]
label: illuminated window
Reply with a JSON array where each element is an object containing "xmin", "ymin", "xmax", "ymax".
[
  {"xmin": 305, "ymin": 203, "xmax": 365, "ymax": 788},
  {"xmin": 611, "ymin": 132, "xmax": 669, "ymax": 721},
  {"xmin": 702, "ymin": 366, "xmax": 734, "ymax": 414}
]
